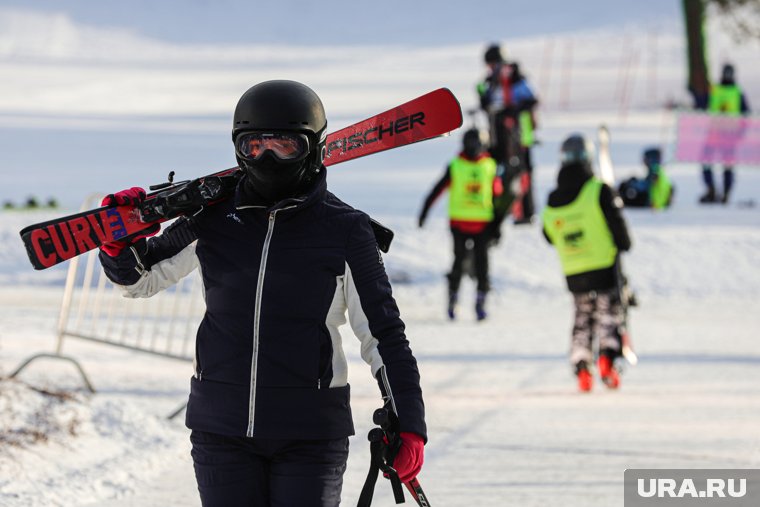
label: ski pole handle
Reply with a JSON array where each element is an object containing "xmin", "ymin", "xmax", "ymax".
[{"xmin": 366, "ymin": 427, "xmax": 405, "ymax": 504}]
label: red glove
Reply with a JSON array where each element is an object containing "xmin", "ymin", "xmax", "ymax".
[
  {"xmin": 393, "ymin": 432, "xmax": 425, "ymax": 483},
  {"xmin": 100, "ymin": 187, "xmax": 159, "ymax": 257},
  {"xmin": 102, "ymin": 187, "xmax": 147, "ymax": 208}
]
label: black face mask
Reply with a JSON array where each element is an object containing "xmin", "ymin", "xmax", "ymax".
[{"xmin": 241, "ymin": 151, "xmax": 315, "ymax": 204}]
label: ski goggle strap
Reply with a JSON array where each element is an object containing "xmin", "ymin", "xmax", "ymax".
[{"xmin": 235, "ymin": 132, "xmax": 310, "ymax": 162}]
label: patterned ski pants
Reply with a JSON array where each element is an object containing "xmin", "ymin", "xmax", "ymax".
[{"xmin": 570, "ymin": 289, "xmax": 624, "ymax": 368}]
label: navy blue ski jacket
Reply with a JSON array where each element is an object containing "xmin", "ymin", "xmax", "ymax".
[{"xmin": 100, "ymin": 169, "xmax": 426, "ymax": 441}]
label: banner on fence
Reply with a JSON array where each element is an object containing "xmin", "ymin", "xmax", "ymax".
[{"xmin": 674, "ymin": 113, "xmax": 760, "ymax": 166}]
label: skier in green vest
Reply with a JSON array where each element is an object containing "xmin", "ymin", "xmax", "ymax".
[
  {"xmin": 643, "ymin": 148, "xmax": 674, "ymax": 210},
  {"xmin": 542, "ymin": 134, "xmax": 632, "ymax": 392},
  {"xmin": 618, "ymin": 147, "xmax": 674, "ymax": 209},
  {"xmin": 418, "ymin": 128, "xmax": 502, "ymax": 321},
  {"xmin": 700, "ymin": 63, "xmax": 751, "ymax": 204}
]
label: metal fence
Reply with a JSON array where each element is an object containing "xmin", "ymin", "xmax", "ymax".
[{"xmin": 11, "ymin": 195, "xmax": 203, "ymax": 415}]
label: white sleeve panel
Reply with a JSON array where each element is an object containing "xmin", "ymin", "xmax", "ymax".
[
  {"xmin": 119, "ymin": 242, "xmax": 199, "ymax": 298},
  {"xmin": 325, "ymin": 274, "xmax": 348, "ymax": 388},
  {"xmin": 343, "ymin": 262, "xmax": 385, "ymax": 375}
]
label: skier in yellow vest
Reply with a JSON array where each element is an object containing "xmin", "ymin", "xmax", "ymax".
[
  {"xmin": 700, "ymin": 63, "xmax": 751, "ymax": 204},
  {"xmin": 644, "ymin": 148, "xmax": 674, "ymax": 210},
  {"xmin": 618, "ymin": 148, "xmax": 674, "ymax": 209},
  {"xmin": 542, "ymin": 134, "xmax": 632, "ymax": 392},
  {"xmin": 418, "ymin": 129, "xmax": 502, "ymax": 321}
]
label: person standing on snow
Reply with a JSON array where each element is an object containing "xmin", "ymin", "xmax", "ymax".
[
  {"xmin": 541, "ymin": 134, "xmax": 632, "ymax": 392},
  {"xmin": 508, "ymin": 61, "xmax": 540, "ymax": 224},
  {"xmin": 699, "ymin": 63, "xmax": 751, "ymax": 204},
  {"xmin": 418, "ymin": 128, "xmax": 501, "ymax": 321},
  {"xmin": 476, "ymin": 45, "xmax": 539, "ymax": 229},
  {"xmin": 477, "ymin": 43, "xmax": 513, "ymax": 169},
  {"xmin": 98, "ymin": 80, "xmax": 426, "ymax": 506}
]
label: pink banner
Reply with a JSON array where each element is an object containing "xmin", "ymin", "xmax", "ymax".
[{"xmin": 674, "ymin": 113, "xmax": 760, "ymax": 166}]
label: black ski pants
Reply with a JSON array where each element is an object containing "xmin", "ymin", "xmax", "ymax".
[
  {"xmin": 570, "ymin": 289, "xmax": 623, "ymax": 368},
  {"xmin": 190, "ymin": 430, "xmax": 348, "ymax": 507},
  {"xmin": 489, "ymin": 109, "xmax": 520, "ymax": 167},
  {"xmin": 448, "ymin": 228, "xmax": 490, "ymax": 294}
]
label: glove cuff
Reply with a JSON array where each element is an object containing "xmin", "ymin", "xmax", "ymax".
[{"xmin": 99, "ymin": 238, "xmax": 148, "ymax": 286}]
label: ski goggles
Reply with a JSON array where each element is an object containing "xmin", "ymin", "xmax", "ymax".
[{"xmin": 235, "ymin": 132, "xmax": 311, "ymax": 162}]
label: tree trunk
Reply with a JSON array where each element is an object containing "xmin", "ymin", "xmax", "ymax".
[{"xmin": 682, "ymin": 0, "xmax": 710, "ymax": 109}]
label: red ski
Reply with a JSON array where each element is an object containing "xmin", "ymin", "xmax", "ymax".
[{"xmin": 20, "ymin": 88, "xmax": 462, "ymax": 270}]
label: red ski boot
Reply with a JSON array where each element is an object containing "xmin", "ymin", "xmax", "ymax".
[
  {"xmin": 577, "ymin": 367, "xmax": 593, "ymax": 392},
  {"xmin": 598, "ymin": 355, "xmax": 620, "ymax": 389}
]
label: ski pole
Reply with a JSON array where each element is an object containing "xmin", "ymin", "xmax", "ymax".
[
  {"xmin": 362, "ymin": 406, "xmax": 431, "ymax": 507},
  {"xmin": 405, "ymin": 478, "xmax": 431, "ymax": 507}
]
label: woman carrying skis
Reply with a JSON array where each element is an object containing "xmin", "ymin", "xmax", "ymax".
[{"xmin": 98, "ymin": 80, "xmax": 426, "ymax": 506}]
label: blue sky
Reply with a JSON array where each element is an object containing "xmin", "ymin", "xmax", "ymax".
[
  {"xmin": 2, "ymin": 1, "xmax": 756, "ymax": 208},
  {"xmin": 2, "ymin": 0, "xmax": 682, "ymax": 45}
]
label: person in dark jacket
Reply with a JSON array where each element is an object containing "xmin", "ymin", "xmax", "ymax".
[
  {"xmin": 98, "ymin": 80, "xmax": 426, "ymax": 507},
  {"xmin": 477, "ymin": 43, "xmax": 513, "ymax": 168},
  {"xmin": 476, "ymin": 46, "xmax": 539, "ymax": 229},
  {"xmin": 418, "ymin": 128, "xmax": 501, "ymax": 321},
  {"xmin": 541, "ymin": 134, "xmax": 632, "ymax": 392},
  {"xmin": 507, "ymin": 61, "xmax": 539, "ymax": 225}
]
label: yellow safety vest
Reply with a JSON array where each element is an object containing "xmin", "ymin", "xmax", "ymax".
[
  {"xmin": 448, "ymin": 156, "xmax": 497, "ymax": 222},
  {"xmin": 542, "ymin": 178, "xmax": 618, "ymax": 275},
  {"xmin": 709, "ymin": 85, "xmax": 742, "ymax": 116},
  {"xmin": 519, "ymin": 110, "xmax": 535, "ymax": 147},
  {"xmin": 649, "ymin": 165, "xmax": 673, "ymax": 210}
]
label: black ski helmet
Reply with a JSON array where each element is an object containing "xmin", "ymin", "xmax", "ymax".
[
  {"xmin": 484, "ymin": 44, "xmax": 503, "ymax": 64},
  {"xmin": 559, "ymin": 134, "xmax": 594, "ymax": 166},
  {"xmin": 642, "ymin": 147, "xmax": 662, "ymax": 167},
  {"xmin": 232, "ymin": 80, "xmax": 328, "ymax": 201},
  {"xmin": 462, "ymin": 128, "xmax": 484, "ymax": 159},
  {"xmin": 721, "ymin": 63, "xmax": 735, "ymax": 84}
]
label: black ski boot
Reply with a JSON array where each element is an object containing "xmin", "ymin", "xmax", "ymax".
[
  {"xmin": 447, "ymin": 291, "xmax": 458, "ymax": 320},
  {"xmin": 699, "ymin": 186, "xmax": 718, "ymax": 204},
  {"xmin": 722, "ymin": 169, "xmax": 734, "ymax": 205},
  {"xmin": 475, "ymin": 291, "xmax": 487, "ymax": 321}
]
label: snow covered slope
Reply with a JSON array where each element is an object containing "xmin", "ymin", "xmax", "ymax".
[
  {"xmin": 1, "ymin": 132, "xmax": 759, "ymax": 505},
  {"xmin": 1, "ymin": 6, "xmax": 759, "ymax": 505}
]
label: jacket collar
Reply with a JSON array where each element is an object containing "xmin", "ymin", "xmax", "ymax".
[{"xmin": 234, "ymin": 167, "xmax": 327, "ymax": 213}]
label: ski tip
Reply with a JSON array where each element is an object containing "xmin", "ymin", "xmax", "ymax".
[
  {"xmin": 622, "ymin": 345, "xmax": 638, "ymax": 366},
  {"xmin": 429, "ymin": 87, "xmax": 463, "ymax": 128}
]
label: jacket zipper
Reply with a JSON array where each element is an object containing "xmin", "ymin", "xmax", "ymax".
[{"xmin": 246, "ymin": 205, "xmax": 297, "ymax": 437}]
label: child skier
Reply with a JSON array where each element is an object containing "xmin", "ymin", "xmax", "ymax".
[
  {"xmin": 542, "ymin": 134, "xmax": 633, "ymax": 392},
  {"xmin": 618, "ymin": 147, "xmax": 674, "ymax": 210},
  {"xmin": 418, "ymin": 128, "xmax": 501, "ymax": 321}
]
